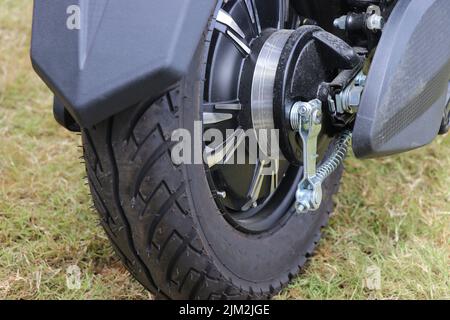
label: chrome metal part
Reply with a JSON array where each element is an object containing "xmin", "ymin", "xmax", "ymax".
[
  {"xmin": 334, "ymin": 5, "xmax": 383, "ymax": 32},
  {"xmin": 244, "ymin": 0, "xmax": 261, "ymax": 34},
  {"xmin": 290, "ymin": 99, "xmax": 323, "ymax": 213},
  {"xmin": 203, "ymin": 112, "xmax": 233, "ymax": 125},
  {"xmin": 217, "ymin": 9, "xmax": 246, "ymax": 38},
  {"xmin": 290, "ymin": 99, "xmax": 352, "ymax": 214},
  {"xmin": 315, "ymin": 131, "xmax": 352, "ymax": 183},
  {"xmin": 335, "ymin": 71, "xmax": 367, "ymax": 114},
  {"xmin": 215, "ymin": 102, "xmax": 242, "ymax": 111},
  {"xmin": 205, "ymin": 128, "xmax": 246, "ymax": 168},
  {"xmin": 226, "ymin": 30, "xmax": 252, "ymax": 55},
  {"xmin": 241, "ymin": 159, "xmax": 268, "ymax": 211},
  {"xmin": 367, "ymin": 4, "xmax": 381, "ymax": 16},
  {"xmin": 366, "ymin": 5, "xmax": 384, "ymax": 32},
  {"xmin": 216, "ymin": 9, "xmax": 252, "ymax": 55},
  {"xmin": 251, "ymin": 30, "xmax": 293, "ymax": 156},
  {"xmin": 366, "ymin": 14, "xmax": 384, "ymax": 31},
  {"xmin": 216, "ymin": 191, "xmax": 227, "ymax": 199}
]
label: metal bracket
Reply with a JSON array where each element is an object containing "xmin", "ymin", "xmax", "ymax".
[
  {"xmin": 290, "ymin": 99, "xmax": 323, "ymax": 213},
  {"xmin": 290, "ymin": 99, "xmax": 353, "ymax": 214}
]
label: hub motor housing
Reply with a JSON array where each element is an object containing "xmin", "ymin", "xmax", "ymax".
[{"xmin": 241, "ymin": 26, "xmax": 362, "ymax": 164}]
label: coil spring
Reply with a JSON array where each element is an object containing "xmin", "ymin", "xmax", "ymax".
[{"xmin": 315, "ymin": 131, "xmax": 352, "ymax": 183}]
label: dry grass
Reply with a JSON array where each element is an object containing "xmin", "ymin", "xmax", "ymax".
[{"xmin": 0, "ymin": 0, "xmax": 448, "ymax": 300}]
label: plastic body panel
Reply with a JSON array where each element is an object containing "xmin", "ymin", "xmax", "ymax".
[
  {"xmin": 31, "ymin": 0, "xmax": 216, "ymax": 127},
  {"xmin": 353, "ymin": 0, "xmax": 450, "ymax": 158}
]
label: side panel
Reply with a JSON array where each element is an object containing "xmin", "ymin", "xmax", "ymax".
[
  {"xmin": 31, "ymin": 0, "xmax": 216, "ymax": 127},
  {"xmin": 353, "ymin": 0, "xmax": 450, "ymax": 158}
]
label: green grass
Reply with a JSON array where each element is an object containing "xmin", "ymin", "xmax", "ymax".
[{"xmin": 0, "ymin": 0, "xmax": 448, "ymax": 300}]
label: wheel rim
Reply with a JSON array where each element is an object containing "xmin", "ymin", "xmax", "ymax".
[{"xmin": 202, "ymin": 0, "xmax": 330, "ymax": 233}]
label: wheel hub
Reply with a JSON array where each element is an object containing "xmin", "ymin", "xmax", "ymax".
[
  {"xmin": 247, "ymin": 26, "xmax": 334, "ymax": 163},
  {"xmin": 203, "ymin": 1, "xmax": 349, "ymax": 232}
]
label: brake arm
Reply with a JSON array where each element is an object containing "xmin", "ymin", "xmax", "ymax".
[
  {"xmin": 290, "ymin": 100, "xmax": 323, "ymax": 213},
  {"xmin": 290, "ymin": 99, "xmax": 353, "ymax": 214}
]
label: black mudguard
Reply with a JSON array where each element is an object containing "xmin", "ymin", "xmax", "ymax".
[
  {"xmin": 32, "ymin": 0, "xmax": 450, "ymax": 158},
  {"xmin": 31, "ymin": 0, "xmax": 216, "ymax": 128},
  {"xmin": 353, "ymin": 0, "xmax": 450, "ymax": 158}
]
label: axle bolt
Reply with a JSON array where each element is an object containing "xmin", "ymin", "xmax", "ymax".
[{"xmin": 312, "ymin": 109, "xmax": 323, "ymax": 124}]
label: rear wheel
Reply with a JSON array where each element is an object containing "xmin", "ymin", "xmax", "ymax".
[{"xmin": 83, "ymin": 0, "xmax": 344, "ymax": 300}]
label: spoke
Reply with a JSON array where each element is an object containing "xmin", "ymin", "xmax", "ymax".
[
  {"xmin": 215, "ymin": 102, "xmax": 242, "ymax": 111},
  {"xmin": 226, "ymin": 30, "xmax": 251, "ymax": 55},
  {"xmin": 203, "ymin": 112, "xmax": 233, "ymax": 125},
  {"xmin": 250, "ymin": 0, "xmax": 262, "ymax": 35},
  {"xmin": 270, "ymin": 159, "xmax": 280, "ymax": 193},
  {"xmin": 205, "ymin": 129, "xmax": 245, "ymax": 168},
  {"xmin": 281, "ymin": 0, "xmax": 290, "ymax": 27},
  {"xmin": 216, "ymin": 9, "xmax": 246, "ymax": 39},
  {"xmin": 244, "ymin": 0, "xmax": 261, "ymax": 35},
  {"xmin": 216, "ymin": 9, "xmax": 251, "ymax": 56},
  {"xmin": 244, "ymin": 0, "xmax": 255, "ymax": 24},
  {"xmin": 242, "ymin": 159, "xmax": 267, "ymax": 211}
]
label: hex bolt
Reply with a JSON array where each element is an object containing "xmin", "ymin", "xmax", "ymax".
[
  {"xmin": 366, "ymin": 14, "xmax": 384, "ymax": 31},
  {"xmin": 299, "ymin": 105, "xmax": 309, "ymax": 116},
  {"xmin": 296, "ymin": 203, "xmax": 305, "ymax": 213},
  {"xmin": 347, "ymin": 86, "xmax": 364, "ymax": 113},
  {"xmin": 312, "ymin": 109, "xmax": 323, "ymax": 125},
  {"xmin": 337, "ymin": 71, "xmax": 366, "ymax": 114},
  {"xmin": 355, "ymin": 73, "xmax": 367, "ymax": 86},
  {"xmin": 216, "ymin": 191, "xmax": 227, "ymax": 199}
]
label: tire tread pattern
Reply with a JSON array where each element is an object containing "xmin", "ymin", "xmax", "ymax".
[{"xmin": 83, "ymin": 87, "xmax": 343, "ymax": 300}]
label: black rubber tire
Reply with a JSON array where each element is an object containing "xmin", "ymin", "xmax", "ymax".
[{"xmin": 82, "ymin": 20, "xmax": 344, "ymax": 301}]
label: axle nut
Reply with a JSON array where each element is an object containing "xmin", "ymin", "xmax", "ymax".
[{"xmin": 366, "ymin": 14, "xmax": 384, "ymax": 31}]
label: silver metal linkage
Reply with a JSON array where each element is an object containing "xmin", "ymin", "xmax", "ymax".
[{"xmin": 290, "ymin": 99, "xmax": 353, "ymax": 214}]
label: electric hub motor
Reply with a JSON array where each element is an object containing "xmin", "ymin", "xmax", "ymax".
[
  {"xmin": 242, "ymin": 26, "xmax": 361, "ymax": 164},
  {"xmin": 205, "ymin": 8, "xmax": 361, "ymax": 230}
]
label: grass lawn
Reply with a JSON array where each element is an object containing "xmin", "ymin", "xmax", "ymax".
[{"xmin": 0, "ymin": 0, "xmax": 448, "ymax": 300}]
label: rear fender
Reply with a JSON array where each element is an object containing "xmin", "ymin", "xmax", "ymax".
[
  {"xmin": 353, "ymin": 0, "xmax": 450, "ymax": 158},
  {"xmin": 31, "ymin": 0, "xmax": 216, "ymax": 128}
]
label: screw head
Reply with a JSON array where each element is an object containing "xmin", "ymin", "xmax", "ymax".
[
  {"xmin": 345, "ymin": 86, "xmax": 364, "ymax": 113},
  {"xmin": 217, "ymin": 191, "xmax": 227, "ymax": 199},
  {"xmin": 299, "ymin": 105, "xmax": 309, "ymax": 116},
  {"xmin": 355, "ymin": 73, "xmax": 367, "ymax": 86},
  {"xmin": 366, "ymin": 14, "xmax": 384, "ymax": 31},
  {"xmin": 296, "ymin": 203, "xmax": 305, "ymax": 214},
  {"xmin": 312, "ymin": 110, "xmax": 323, "ymax": 124}
]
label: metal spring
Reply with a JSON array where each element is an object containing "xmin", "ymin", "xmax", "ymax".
[{"xmin": 315, "ymin": 131, "xmax": 352, "ymax": 183}]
